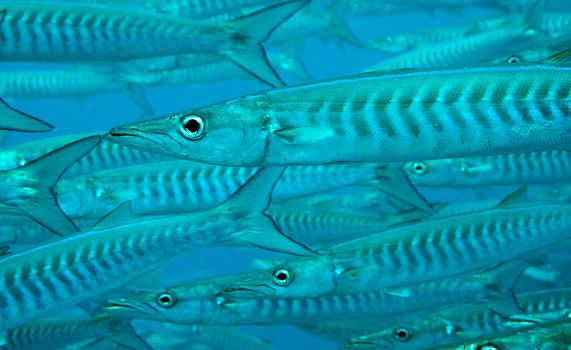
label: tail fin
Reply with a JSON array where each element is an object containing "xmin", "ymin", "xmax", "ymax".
[
  {"xmin": 9, "ymin": 136, "xmax": 102, "ymax": 236},
  {"xmin": 226, "ymin": 1, "xmax": 308, "ymax": 87},
  {"xmin": 220, "ymin": 167, "xmax": 314, "ymax": 256},
  {"xmin": 0, "ymin": 97, "xmax": 54, "ymax": 132}
]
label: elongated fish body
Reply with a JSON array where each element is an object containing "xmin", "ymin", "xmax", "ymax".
[
  {"xmin": 267, "ymin": 204, "xmax": 395, "ymax": 247},
  {"xmin": 102, "ymin": 264, "xmax": 514, "ymax": 326},
  {"xmin": 216, "ymin": 272, "xmax": 517, "ymax": 325},
  {"xmin": 0, "ymin": 134, "xmax": 165, "ymax": 175},
  {"xmin": 54, "ymin": 161, "xmax": 386, "ymax": 217},
  {"xmin": 0, "ymin": 2, "xmax": 251, "ymax": 61},
  {"xmin": 0, "ymin": 168, "xmax": 309, "ymax": 330},
  {"xmin": 365, "ymin": 25, "xmax": 539, "ymax": 70},
  {"xmin": 0, "ymin": 69, "xmax": 124, "ymax": 98},
  {"xmin": 3, "ymin": 316, "xmax": 147, "ymax": 350},
  {"xmin": 224, "ymin": 203, "xmax": 571, "ymax": 298},
  {"xmin": 441, "ymin": 320, "xmax": 571, "ymax": 350},
  {"xmin": 110, "ymin": 64, "xmax": 571, "ymax": 166},
  {"xmin": 404, "ymin": 150, "xmax": 571, "ymax": 188},
  {"xmin": 0, "ymin": 1, "xmax": 305, "ymax": 86},
  {"xmin": 345, "ymin": 288, "xmax": 571, "ymax": 349},
  {"xmin": 367, "ymin": 27, "xmax": 468, "ymax": 54}
]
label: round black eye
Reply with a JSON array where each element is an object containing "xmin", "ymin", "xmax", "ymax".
[
  {"xmin": 180, "ymin": 114, "xmax": 205, "ymax": 140},
  {"xmin": 476, "ymin": 344, "xmax": 501, "ymax": 350},
  {"xmin": 507, "ymin": 56, "xmax": 520, "ymax": 64},
  {"xmin": 272, "ymin": 268, "xmax": 292, "ymax": 286},
  {"xmin": 393, "ymin": 327, "xmax": 411, "ymax": 341},
  {"xmin": 411, "ymin": 162, "xmax": 427, "ymax": 175},
  {"xmin": 156, "ymin": 292, "xmax": 175, "ymax": 308}
]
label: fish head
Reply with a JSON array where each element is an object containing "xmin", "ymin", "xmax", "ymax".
[
  {"xmin": 344, "ymin": 324, "xmax": 418, "ymax": 349},
  {"xmin": 220, "ymin": 256, "xmax": 336, "ymax": 299},
  {"xmin": 370, "ymin": 35, "xmax": 413, "ymax": 53},
  {"xmin": 99, "ymin": 287, "xmax": 209, "ymax": 323},
  {"xmin": 108, "ymin": 100, "xmax": 270, "ymax": 166}
]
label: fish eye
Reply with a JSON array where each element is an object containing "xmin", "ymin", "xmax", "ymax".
[
  {"xmin": 156, "ymin": 292, "xmax": 175, "ymax": 308},
  {"xmin": 476, "ymin": 344, "xmax": 501, "ymax": 350},
  {"xmin": 272, "ymin": 268, "xmax": 293, "ymax": 286},
  {"xmin": 507, "ymin": 56, "xmax": 521, "ymax": 64},
  {"xmin": 411, "ymin": 162, "xmax": 428, "ymax": 175},
  {"xmin": 179, "ymin": 113, "xmax": 205, "ymax": 140},
  {"xmin": 393, "ymin": 327, "xmax": 412, "ymax": 342}
]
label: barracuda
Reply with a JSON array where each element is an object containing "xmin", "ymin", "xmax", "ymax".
[
  {"xmin": 0, "ymin": 68, "xmax": 153, "ymax": 114},
  {"xmin": 440, "ymin": 319, "xmax": 571, "ymax": 350},
  {"xmin": 100, "ymin": 263, "xmax": 522, "ymax": 326},
  {"xmin": 365, "ymin": 24, "xmax": 540, "ymax": 70},
  {"xmin": 0, "ymin": 167, "xmax": 311, "ymax": 330},
  {"xmin": 220, "ymin": 199, "xmax": 571, "ymax": 298},
  {"xmin": 404, "ymin": 150, "xmax": 571, "ymax": 188},
  {"xmin": 53, "ymin": 160, "xmax": 428, "ymax": 218},
  {"xmin": 344, "ymin": 287, "xmax": 571, "ymax": 349},
  {"xmin": 109, "ymin": 62, "xmax": 571, "ymax": 166},
  {"xmin": 0, "ymin": 1, "xmax": 306, "ymax": 86}
]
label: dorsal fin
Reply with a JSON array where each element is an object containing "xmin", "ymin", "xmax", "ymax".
[
  {"xmin": 495, "ymin": 186, "xmax": 528, "ymax": 209},
  {"xmin": 93, "ymin": 201, "xmax": 139, "ymax": 230}
]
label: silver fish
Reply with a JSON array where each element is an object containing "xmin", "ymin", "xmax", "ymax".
[{"xmin": 109, "ymin": 62, "xmax": 571, "ymax": 166}]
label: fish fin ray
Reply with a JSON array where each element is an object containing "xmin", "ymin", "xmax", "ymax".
[
  {"xmin": 94, "ymin": 201, "xmax": 138, "ymax": 230},
  {"xmin": 222, "ymin": 167, "xmax": 314, "ymax": 256},
  {"xmin": 0, "ymin": 97, "xmax": 54, "ymax": 132},
  {"xmin": 16, "ymin": 136, "xmax": 101, "ymax": 236},
  {"xmin": 226, "ymin": 1, "xmax": 308, "ymax": 86},
  {"xmin": 376, "ymin": 163, "xmax": 432, "ymax": 212}
]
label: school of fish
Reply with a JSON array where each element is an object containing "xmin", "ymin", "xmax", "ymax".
[{"xmin": 2, "ymin": 0, "xmax": 571, "ymax": 349}]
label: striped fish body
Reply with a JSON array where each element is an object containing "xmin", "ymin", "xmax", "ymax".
[
  {"xmin": 330, "ymin": 204, "xmax": 571, "ymax": 294},
  {"xmin": 229, "ymin": 203, "xmax": 571, "ymax": 299},
  {"xmin": 267, "ymin": 204, "xmax": 391, "ymax": 247},
  {"xmin": 0, "ymin": 69, "xmax": 123, "ymax": 98},
  {"xmin": 259, "ymin": 65, "xmax": 571, "ymax": 164},
  {"xmin": 54, "ymin": 162, "xmax": 384, "ymax": 218},
  {"xmin": 405, "ymin": 150, "xmax": 571, "ymax": 188},
  {"xmin": 0, "ymin": 2, "xmax": 241, "ymax": 62},
  {"xmin": 217, "ymin": 275, "xmax": 501, "ymax": 325},
  {"xmin": 347, "ymin": 287, "xmax": 571, "ymax": 349},
  {"xmin": 365, "ymin": 25, "xmax": 539, "ymax": 70},
  {"xmin": 112, "ymin": 64, "xmax": 571, "ymax": 166},
  {"xmin": 0, "ymin": 204, "xmax": 258, "ymax": 329},
  {"xmin": 4, "ymin": 316, "xmax": 128, "ymax": 350},
  {"xmin": 0, "ymin": 134, "xmax": 165, "ymax": 175},
  {"xmin": 346, "ymin": 305, "xmax": 510, "ymax": 349}
]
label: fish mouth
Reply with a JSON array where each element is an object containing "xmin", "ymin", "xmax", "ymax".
[
  {"xmin": 98, "ymin": 300, "xmax": 157, "ymax": 316},
  {"xmin": 106, "ymin": 127, "xmax": 183, "ymax": 156},
  {"xmin": 217, "ymin": 284, "xmax": 275, "ymax": 298}
]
